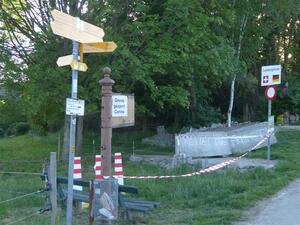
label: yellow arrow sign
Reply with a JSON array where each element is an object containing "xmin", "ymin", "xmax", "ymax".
[
  {"xmin": 57, "ymin": 55, "xmax": 74, "ymax": 67},
  {"xmin": 70, "ymin": 61, "xmax": 88, "ymax": 72},
  {"xmin": 81, "ymin": 42, "xmax": 118, "ymax": 53},
  {"xmin": 51, "ymin": 10, "xmax": 104, "ymax": 43},
  {"xmin": 57, "ymin": 55, "xmax": 83, "ymax": 67}
]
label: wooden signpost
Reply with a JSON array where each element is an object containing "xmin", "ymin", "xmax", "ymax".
[
  {"xmin": 56, "ymin": 55, "xmax": 74, "ymax": 67},
  {"xmin": 81, "ymin": 42, "xmax": 118, "ymax": 53},
  {"xmin": 70, "ymin": 61, "xmax": 88, "ymax": 72},
  {"xmin": 50, "ymin": 9, "xmax": 117, "ymax": 225},
  {"xmin": 51, "ymin": 10, "xmax": 104, "ymax": 43}
]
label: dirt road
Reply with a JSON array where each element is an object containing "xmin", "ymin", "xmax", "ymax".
[{"xmin": 233, "ymin": 179, "xmax": 300, "ymax": 225}]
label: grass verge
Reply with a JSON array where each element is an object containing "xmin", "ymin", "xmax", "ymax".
[{"xmin": 0, "ymin": 129, "xmax": 300, "ymax": 224}]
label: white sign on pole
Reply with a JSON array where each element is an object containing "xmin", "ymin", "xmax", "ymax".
[
  {"xmin": 112, "ymin": 95, "xmax": 128, "ymax": 117},
  {"xmin": 66, "ymin": 98, "xmax": 85, "ymax": 116},
  {"xmin": 261, "ymin": 65, "xmax": 281, "ymax": 86}
]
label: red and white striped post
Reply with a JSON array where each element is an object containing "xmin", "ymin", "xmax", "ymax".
[
  {"xmin": 73, "ymin": 157, "xmax": 82, "ymax": 191},
  {"xmin": 95, "ymin": 155, "xmax": 103, "ymax": 180},
  {"xmin": 114, "ymin": 153, "xmax": 124, "ymax": 185}
]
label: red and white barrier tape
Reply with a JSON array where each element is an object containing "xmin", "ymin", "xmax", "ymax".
[{"xmin": 123, "ymin": 132, "xmax": 273, "ymax": 179}]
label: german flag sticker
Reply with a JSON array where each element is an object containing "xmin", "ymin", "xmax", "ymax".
[{"xmin": 272, "ymin": 75, "xmax": 280, "ymax": 83}]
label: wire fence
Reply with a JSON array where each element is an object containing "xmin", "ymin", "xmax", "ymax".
[
  {"xmin": 0, "ymin": 156, "xmax": 98, "ymax": 164},
  {"xmin": 0, "ymin": 190, "xmax": 44, "ymax": 205},
  {"xmin": 0, "ymin": 189, "xmax": 45, "ymax": 198},
  {"xmin": 0, "ymin": 159, "xmax": 45, "ymax": 163},
  {"xmin": 5, "ymin": 211, "xmax": 40, "ymax": 225},
  {"xmin": 0, "ymin": 172, "xmax": 50, "ymax": 225},
  {"xmin": 0, "ymin": 171, "xmax": 42, "ymax": 176}
]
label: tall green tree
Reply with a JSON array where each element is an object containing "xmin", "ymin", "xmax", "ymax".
[{"xmin": 1, "ymin": 0, "xmax": 300, "ymax": 134}]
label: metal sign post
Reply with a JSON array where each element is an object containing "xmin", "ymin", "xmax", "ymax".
[
  {"xmin": 49, "ymin": 152, "xmax": 57, "ymax": 225},
  {"xmin": 50, "ymin": 9, "xmax": 117, "ymax": 224},
  {"xmin": 265, "ymin": 86, "xmax": 277, "ymax": 162},
  {"xmin": 261, "ymin": 64, "xmax": 281, "ymax": 162},
  {"xmin": 267, "ymin": 100, "xmax": 272, "ymax": 161},
  {"xmin": 66, "ymin": 41, "xmax": 79, "ymax": 225}
]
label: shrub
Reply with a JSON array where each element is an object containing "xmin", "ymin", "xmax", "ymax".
[
  {"xmin": 196, "ymin": 105, "xmax": 224, "ymax": 127},
  {"xmin": 15, "ymin": 122, "xmax": 30, "ymax": 135},
  {"xmin": 0, "ymin": 127, "xmax": 4, "ymax": 137},
  {"xmin": 5, "ymin": 124, "xmax": 16, "ymax": 136}
]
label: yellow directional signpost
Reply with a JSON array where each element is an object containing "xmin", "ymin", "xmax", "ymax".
[
  {"xmin": 81, "ymin": 41, "xmax": 118, "ymax": 53},
  {"xmin": 56, "ymin": 55, "xmax": 74, "ymax": 67},
  {"xmin": 51, "ymin": 9, "xmax": 104, "ymax": 43},
  {"xmin": 70, "ymin": 61, "xmax": 88, "ymax": 72},
  {"xmin": 50, "ymin": 9, "xmax": 117, "ymax": 225}
]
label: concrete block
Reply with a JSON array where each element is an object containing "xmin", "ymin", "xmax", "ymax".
[{"xmin": 175, "ymin": 122, "xmax": 277, "ymax": 157}]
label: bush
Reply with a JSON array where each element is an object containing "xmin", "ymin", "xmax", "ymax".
[
  {"xmin": 15, "ymin": 122, "xmax": 30, "ymax": 135},
  {"xmin": 0, "ymin": 128, "xmax": 4, "ymax": 137},
  {"xmin": 196, "ymin": 105, "xmax": 224, "ymax": 127},
  {"xmin": 30, "ymin": 123, "xmax": 47, "ymax": 136},
  {"xmin": 5, "ymin": 124, "xmax": 16, "ymax": 136}
]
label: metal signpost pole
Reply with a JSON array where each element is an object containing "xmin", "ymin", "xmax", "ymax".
[
  {"xmin": 50, "ymin": 152, "xmax": 57, "ymax": 225},
  {"xmin": 50, "ymin": 10, "xmax": 117, "ymax": 225},
  {"xmin": 66, "ymin": 41, "xmax": 79, "ymax": 225},
  {"xmin": 261, "ymin": 65, "xmax": 281, "ymax": 162},
  {"xmin": 267, "ymin": 99, "xmax": 272, "ymax": 161}
]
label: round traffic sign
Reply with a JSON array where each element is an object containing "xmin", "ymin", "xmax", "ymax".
[{"xmin": 265, "ymin": 86, "xmax": 277, "ymax": 100}]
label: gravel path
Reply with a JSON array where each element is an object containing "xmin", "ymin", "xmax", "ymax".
[{"xmin": 233, "ymin": 179, "xmax": 300, "ymax": 225}]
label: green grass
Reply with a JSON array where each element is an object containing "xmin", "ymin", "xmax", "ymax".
[{"xmin": 0, "ymin": 130, "xmax": 300, "ymax": 224}]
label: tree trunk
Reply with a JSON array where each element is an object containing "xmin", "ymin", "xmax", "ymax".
[
  {"xmin": 227, "ymin": 75, "xmax": 236, "ymax": 127},
  {"xmin": 62, "ymin": 115, "xmax": 70, "ymax": 161},
  {"xmin": 142, "ymin": 115, "xmax": 147, "ymax": 132},
  {"xmin": 76, "ymin": 116, "xmax": 83, "ymax": 155},
  {"xmin": 243, "ymin": 103, "xmax": 250, "ymax": 122},
  {"xmin": 189, "ymin": 74, "xmax": 197, "ymax": 123},
  {"xmin": 174, "ymin": 107, "xmax": 179, "ymax": 131},
  {"xmin": 227, "ymin": 13, "xmax": 248, "ymax": 127}
]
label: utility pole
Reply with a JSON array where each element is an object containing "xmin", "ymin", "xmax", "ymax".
[{"xmin": 66, "ymin": 41, "xmax": 79, "ymax": 225}]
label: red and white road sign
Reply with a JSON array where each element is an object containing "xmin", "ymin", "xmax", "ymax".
[{"xmin": 265, "ymin": 86, "xmax": 277, "ymax": 100}]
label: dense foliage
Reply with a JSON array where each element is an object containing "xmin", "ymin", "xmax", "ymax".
[{"xmin": 0, "ymin": 0, "xmax": 299, "ymax": 133}]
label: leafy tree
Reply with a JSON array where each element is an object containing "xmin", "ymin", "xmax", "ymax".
[{"xmin": 0, "ymin": 0, "xmax": 300, "ymax": 134}]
